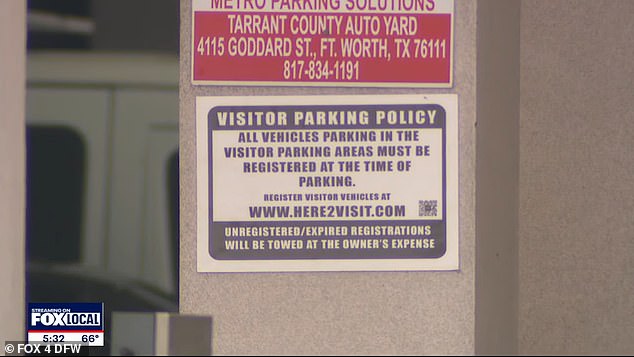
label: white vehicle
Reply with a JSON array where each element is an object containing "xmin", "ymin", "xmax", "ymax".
[{"xmin": 26, "ymin": 52, "xmax": 179, "ymax": 310}]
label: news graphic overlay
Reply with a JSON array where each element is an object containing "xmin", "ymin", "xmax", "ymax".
[
  {"xmin": 197, "ymin": 95, "xmax": 458, "ymax": 272},
  {"xmin": 4, "ymin": 342, "xmax": 87, "ymax": 356},
  {"xmin": 192, "ymin": 0, "xmax": 453, "ymax": 86},
  {"xmin": 28, "ymin": 303, "xmax": 104, "ymax": 347}
]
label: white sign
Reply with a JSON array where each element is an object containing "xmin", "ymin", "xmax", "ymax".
[{"xmin": 197, "ymin": 95, "xmax": 458, "ymax": 272}]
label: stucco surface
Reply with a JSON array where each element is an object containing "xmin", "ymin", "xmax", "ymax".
[
  {"xmin": 519, "ymin": 1, "xmax": 634, "ymax": 354},
  {"xmin": 179, "ymin": 1, "xmax": 478, "ymax": 354}
]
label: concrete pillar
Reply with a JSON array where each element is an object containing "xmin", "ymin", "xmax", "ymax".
[
  {"xmin": 179, "ymin": 1, "xmax": 518, "ymax": 354},
  {"xmin": 0, "ymin": 0, "xmax": 26, "ymax": 351},
  {"xmin": 519, "ymin": 1, "xmax": 634, "ymax": 354}
]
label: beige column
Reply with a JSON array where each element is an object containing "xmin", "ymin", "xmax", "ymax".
[
  {"xmin": 0, "ymin": 0, "xmax": 26, "ymax": 351},
  {"xmin": 179, "ymin": 1, "xmax": 519, "ymax": 354},
  {"xmin": 520, "ymin": 0, "xmax": 634, "ymax": 354}
]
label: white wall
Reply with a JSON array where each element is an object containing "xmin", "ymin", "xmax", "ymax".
[{"xmin": 0, "ymin": 0, "xmax": 26, "ymax": 350}]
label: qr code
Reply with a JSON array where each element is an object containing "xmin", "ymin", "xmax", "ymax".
[{"xmin": 419, "ymin": 200, "xmax": 438, "ymax": 217}]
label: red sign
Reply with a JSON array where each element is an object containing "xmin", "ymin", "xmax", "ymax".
[{"xmin": 192, "ymin": 0, "xmax": 453, "ymax": 87}]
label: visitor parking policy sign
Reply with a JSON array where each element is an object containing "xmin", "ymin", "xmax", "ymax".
[
  {"xmin": 197, "ymin": 95, "xmax": 458, "ymax": 272},
  {"xmin": 191, "ymin": 0, "xmax": 453, "ymax": 86}
]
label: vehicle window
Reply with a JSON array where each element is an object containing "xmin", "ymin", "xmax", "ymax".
[{"xmin": 26, "ymin": 125, "xmax": 85, "ymax": 263}]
